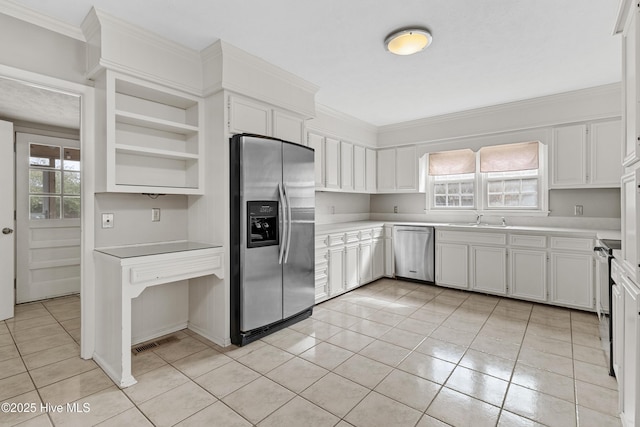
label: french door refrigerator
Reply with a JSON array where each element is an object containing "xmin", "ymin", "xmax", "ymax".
[{"xmin": 230, "ymin": 134, "xmax": 315, "ymax": 346}]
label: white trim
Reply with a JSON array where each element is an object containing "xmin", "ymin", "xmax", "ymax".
[
  {"xmin": 0, "ymin": 64, "xmax": 96, "ymax": 360},
  {"xmin": 0, "ymin": 0, "xmax": 85, "ymax": 41}
]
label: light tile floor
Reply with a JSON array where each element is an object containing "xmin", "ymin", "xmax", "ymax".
[{"xmin": 0, "ymin": 279, "xmax": 623, "ymax": 427}]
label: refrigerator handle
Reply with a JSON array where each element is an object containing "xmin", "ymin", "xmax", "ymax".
[
  {"xmin": 278, "ymin": 183, "xmax": 287, "ymax": 265},
  {"xmin": 283, "ymin": 183, "xmax": 293, "ymax": 264}
]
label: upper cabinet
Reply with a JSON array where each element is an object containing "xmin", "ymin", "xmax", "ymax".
[
  {"xmin": 622, "ymin": 5, "xmax": 640, "ymax": 167},
  {"xmin": 228, "ymin": 94, "xmax": 304, "ymax": 145},
  {"xmin": 95, "ymin": 70, "xmax": 204, "ymax": 194},
  {"xmin": 307, "ymin": 130, "xmax": 375, "ymax": 193},
  {"xmin": 550, "ymin": 120, "xmax": 622, "ymax": 188},
  {"xmin": 376, "ymin": 146, "xmax": 418, "ymax": 193}
]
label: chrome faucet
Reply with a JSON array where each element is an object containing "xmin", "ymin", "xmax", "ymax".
[
  {"xmin": 501, "ymin": 216, "xmax": 507, "ymax": 227},
  {"xmin": 476, "ymin": 213, "xmax": 483, "ymax": 225}
]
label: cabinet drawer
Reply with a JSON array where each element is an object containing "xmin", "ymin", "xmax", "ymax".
[
  {"xmin": 129, "ymin": 253, "xmax": 221, "ymax": 285},
  {"xmin": 509, "ymin": 234, "xmax": 547, "ymax": 248},
  {"xmin": 550, "ymin": 237, "xmax": 593, "ymax": 252},
  {"xmin": 437, "ymin": 230, "xmax": 506, "ymax": 245},
  {"xmin": 316, "ymin": 235, "xmax": 329, "ymax": 249},
  {"xmin": 372, "ymin": 227, "xmax": 384, "ymax": 238},
  {"xmin": 346, "ymin": 231, "xmax": 360, "ymax": 244},
  {"xmin": 359, "ymin": 229, "xmax": 373, "ymax": 241},
  {"xmin": 328, "ymin": 233, "xmax": 346, "ymax": 246}
]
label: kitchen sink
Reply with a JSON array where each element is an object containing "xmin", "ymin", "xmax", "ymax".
[{"xmin": 447, "ymin": 223, "xmax": 509, "ymax": 229}]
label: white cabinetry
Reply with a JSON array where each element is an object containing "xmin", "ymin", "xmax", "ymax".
[
  {"xmin": 315, "ymin": 225, "xmax": 385, "ymax": 303},
  {"xmin": 622, "ymin": 169, "xmax": 640, "ymax": 283},
  {"xmin": 324, "ymin": 137, "xmax": 341, "ymax": 190},
  {"xmin": 509, "ymin": 234, "xmax": 547, "ymax": 302},
  {"xmin": 376, "ymin": 146, "xmax": 418, "ymax": 193},
  {"xmin": 366, "ymin": 148, "xmax": 377, "ymax": 192},
  {"xmin": 622, "ymin": 5, "xmax": 640, "ymax": 167},
  {"xmin": 470, "ymin": 245, "xmax": 507, "ymax": 295},
  {"xmin": 353, "ymin": 145, "xmax": 366, "ymax": 192},
  {"xmin": 436, "ymin": 243, "xmax": 468, "ymax": 289},
  {"xmin": 307, "ymin": 132, "xmax": 325, "ymax": 188},
  {"xmin": 228, "ymin": 94, "xmax": 304, "ymax": 144},
  {"xmin": 551, "ymin": 120, "xmax": 622, "ymax": 188},
  {"xmin": 549, "ymin": 237, "xmax": 594, "ymax": 310},
  {"xmin": 613, "ymin": 278, "xmax": 624, "ymax": 378},
  {"xmin": 340, "ymin": 142, "xmax": 354, "ymax": 191},
  {"xmin": 95, "ymin": 70, "xmax": 204, "ymax": 194}
]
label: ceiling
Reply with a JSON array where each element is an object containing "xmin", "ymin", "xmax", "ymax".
[{"xmin": 5, "ymin": 0, "xmax": 623, "ymax": 127}]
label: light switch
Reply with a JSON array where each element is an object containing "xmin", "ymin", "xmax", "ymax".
[
  {"xmin": 102, "ymin": 213, "xmax": 114, "ymax": 229},
  {"xmin": 152, "ymin": 208, "xmax": 161, "ymax": 222}
]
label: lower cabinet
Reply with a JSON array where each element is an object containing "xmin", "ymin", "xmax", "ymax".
[
  {"xmin": 549, "ymin": 252, "xmax": 594, "ymax": 310},
  {"xmin": 612, "ymin": 281, "xmax": 624, "ymax": 378},
  {"xmin": 315, "ymin": 226, "xmax": 386, "ymax": 303},
  {"xmin": 435, "ymin": 242, "xmax": 469, "ymax": 289},
  {"xmin": 470, "ymin": 245, "xmax": 507, "ymax": 295},
  {"xmin": 620, "ymin": 273, "xmax": 640, "ymax": 427},
  {"xmin": 509, "ymin": 249, "xmax": 547, "ymax": 301}
]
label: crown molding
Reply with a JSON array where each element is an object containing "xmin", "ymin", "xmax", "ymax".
[
  {"xmin": 614, "ymin": 0, "xmax": 633, "ymax": 34},
  {"xmin": 315, "ymin": 103, "xmax": 378, "ymax": 133},
  {"xmin": 378, "ymin": 83, "xmax": 622, "ymax": 135},
  {"xmin": 0, "ymin": 0, "xmax": 85, "ymax": 41}
]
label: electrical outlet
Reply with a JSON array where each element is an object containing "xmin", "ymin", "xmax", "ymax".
[
  {"xmin": 152, "ymin": 208, "xmax": 161, "ymax": 222},
  {"xmin": 394, "ymin": 206, "xmax": 398, "ymax": 213},
  {"xmin": 330, "ymin": 206, "xmax": 335, "ymax": 214},
  {"xmin": 102, "ymin": 213, "xmax": 114, "ymax": 229},
  {"xmin": 574, "ymin": 205, "xmax": 583, "ymax": 216}
]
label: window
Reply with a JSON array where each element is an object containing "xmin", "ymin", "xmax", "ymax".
[
  {"xmin": 29, "ymin": 144, "xmax": 81, "ymax": 220},
  {"xmin": 427, "ymin": 141, "xmax": 545, "ymax": 213}
]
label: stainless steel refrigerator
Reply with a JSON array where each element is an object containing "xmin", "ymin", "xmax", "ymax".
[{"xmin": 230, "ymin": 134, "xmax": 315, "ymax": 346}]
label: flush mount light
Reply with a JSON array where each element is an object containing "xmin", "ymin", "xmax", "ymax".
[{"xmin": 384, "ymin": 28, "xmax": 432, "ymax": 55}]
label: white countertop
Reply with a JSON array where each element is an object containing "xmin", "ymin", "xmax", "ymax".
[
  {"xmin": 316, "ymin": 220, "xmax": 619, "ymax": 239},
  {"xmin": 95, "ymin": 241, "xmax": 222, "ymax": 259}
]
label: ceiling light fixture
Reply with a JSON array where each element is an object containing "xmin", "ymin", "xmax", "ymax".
[{"xmin": 384, "ymin": 28, "xmax": 432, "ymax": 56}]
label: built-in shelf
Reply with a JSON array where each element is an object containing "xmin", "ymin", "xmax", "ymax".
[{"xmin": 95, "ymin": 70, "xmax": 204, "ymax": 194}]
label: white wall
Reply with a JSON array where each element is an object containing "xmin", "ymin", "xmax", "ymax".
[
  {"xmin": 94, "ymin": 193, "xmax": 188, "ymax": 247},
  {"xmin": 315, "ymin": 191, "xmax": 370, "ymax": 224}
]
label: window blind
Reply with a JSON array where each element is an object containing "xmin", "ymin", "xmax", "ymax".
[
  {"xmin": 479, "ymin": 141, "xmax": 539, "ymax": 173},
  {"xmin": 428, "ymin": 149, "xmax": 475, "ymax": 176}
]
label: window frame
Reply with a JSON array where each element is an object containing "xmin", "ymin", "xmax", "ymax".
[{"xmin": 426, "ymin": 142, "xmax": 549, "ymax": 216}]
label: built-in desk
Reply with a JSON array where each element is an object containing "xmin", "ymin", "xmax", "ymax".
[{"xmin": 94, "ymin": 241, "xmax": 224, "ymax": 387}]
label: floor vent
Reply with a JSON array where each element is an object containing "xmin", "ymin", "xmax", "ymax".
[{"xmin": 131, "ymin": 335, "xmax": 179, "ymax": 355}]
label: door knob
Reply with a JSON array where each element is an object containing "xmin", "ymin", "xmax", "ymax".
[{"xmin": 2, "ymin": 228, "xmax": 13, "ymax": 235}]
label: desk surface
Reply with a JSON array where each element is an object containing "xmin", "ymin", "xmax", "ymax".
[{"xmin": 95, "ymin": 241, "xmax": 222, "ymax": 259}]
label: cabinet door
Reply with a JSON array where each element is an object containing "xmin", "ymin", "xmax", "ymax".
[
  {"xmin": 273, "ymin": 110, "xmax": 304, "ymax": 145},
  {"xmin": 359, "ymin": 241, "xmax": 372, "ymax": 285},
  {"xmin": 396, "ymin": 146, "xmax": 417, "ymax": 191},
  {"xmin": 341, "ymin": 141, "xmax": 354, "ymax": 191},
  {"xmin": 372, "ymin": 238, "xmax": 384, "ymax": 279},
  {"xmin": 470, "ymin": 246, "xmax": 507, "ymax": 295},
  {"xmin": 551, "ymin": 124, "xmax": 587, "ymax": 187},
  {"xmin": 510, "ymin": 249, "xmax": 547, "ymax": 302},
  {"xmin": 377, "ymin": 148, "xmax": 396, "ymax": 192},
  {"xmin": 620, "ymin": 275, "xmax": 640, "ymax": 427},
  {"xmin": 345, "ymin": 244, "xmax": 359, "ymax": 290},
  {"xmin": 366, "ymin": 148, "xmax": 377, "ymax": 193},
  {"xmin": 228, "ymin": 95, "xmax": 271, "ymax": 136},
  {"xmin": 612, "ymin": 282, "xmax": 624, "ymax": 378},
  {"xmin": 436, "ymin": 243, "xmax": 469, "ymax": 289},
  {"xmin": 324, "ymin": 137, "xmax": 341, "ymax": 190},
  {"xmin": 590, "ymin": 120, "xmax": 623, "ymax": 186},
  {"xmin": 622, "ymin": 169, "xmax": 640, "ymax": 283},
  {"xmin": 550, "ymin": 252, "xmax": 594, "ymax": 310},
  {"xmin": 623, "ymin": 8, "xmax": 640, "ymax": 167},
  {"xmin": 353, "ymin": 145, "xmax": 366, "ymax": 192},
  {"xmin": 328, "ymin": 247, "xmax": 345, "ymax": 296},
  {"xmin": 307, "ymin": 132, "xmax": 324, "ymax": 189}
]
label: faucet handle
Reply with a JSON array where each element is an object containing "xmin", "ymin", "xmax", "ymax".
[{"xmin": 501, "ymin": 216, "xmax": 507, "ymax": 226}]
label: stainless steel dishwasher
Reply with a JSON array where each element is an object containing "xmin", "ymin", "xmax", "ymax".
[{"xmin": 393, "ymin": 225, "xmax": 435, "ymax": 283}]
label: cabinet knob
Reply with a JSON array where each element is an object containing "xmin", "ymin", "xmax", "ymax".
[{"xmin": 2, "ymin": 228, "xmax": 13, "ymax": 235}]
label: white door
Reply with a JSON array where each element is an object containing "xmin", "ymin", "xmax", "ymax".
[
  {"xmin": 470, "ymin": 245, "xmax": 507, "ymax": 295},
  {"xmin": 0, "ymin": 120, "xmax": 15, "ymax": 321},
  {"xmin": 15, "ymin": 133, "xmax": 81, "ymax": 303}
]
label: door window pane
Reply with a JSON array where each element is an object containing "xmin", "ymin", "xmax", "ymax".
[
  {"xmin": 30, "ymin": 144, "xmax": 60, "ymax": 168},
  {"xmin": 29, "ymin": 170, "xmax": 61, "ymax": 194},
  {"xmin": 63, "ymin": 196, "xmax": 81, "ymax": 219},
  {"xmin": 63, "ymin": 148, "xmax": 80, "ymax": 171},
  {"xmin": 63, "ymin": 172, "xmax": 81, "ymax": 195},
  {"xmin": 30, "ymin": 196, "xmax": 60, "ymax": 219}
]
